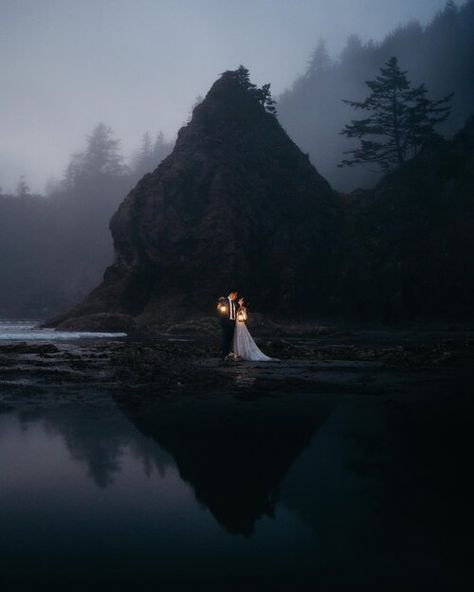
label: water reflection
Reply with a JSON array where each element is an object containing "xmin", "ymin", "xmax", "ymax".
[
  {"xmin": 113, "ymin": 391, "xmax": 331, "ymax": 535},
  {"xmin": 14, "ymin": 399, "xmax": 173, "ymax": 488},
  {"xmin": 1, "ymin": 382, "xmax": 471, "ymax": 590},
  {"xmin": 4, "ymin": 391, "xmax": 331, "ymax": 538},
  {"xmin": 0, "ymin": 390, "xmax": 333, "ymax": 589}
]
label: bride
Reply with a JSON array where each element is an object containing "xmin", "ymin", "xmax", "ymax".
[{"xmin": 232, "ymin": 298, "xmax": 276, "ymax": 362}]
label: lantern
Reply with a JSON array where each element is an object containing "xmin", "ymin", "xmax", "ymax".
[
  {"xmin": 217, "ymin": 298, "xmax": 228, "ymax": 316},
  {"xmin": 237, "ymin": 308, "xmax": 247, "ymax": 322}
]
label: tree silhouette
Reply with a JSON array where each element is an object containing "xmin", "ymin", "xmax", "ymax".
[
  {"xmin": 234, "ymin": 64, "xmax": 253, "ymax": 90},
  {"xmin": 60, "ymin": 123, "xmax": 128, "ymax": 191},
  {"xmin": 80, "ymin": 123, "xmax": 127, "ymax": 177},
  {"xmin": 152, "ymin": 131, "xmax": 172, "ymax": 164},
  {"xmin": 130, "ymin": 131, "xmax": 172, "ymax": 181},
  {"xmin": 140, "ymin": 131, "xmax": 153, "ymax": 161},
  {"xmin": 256, "ymin": 83, "xmax": 277, "ymax": 114},
  {"xmin": 16, "ymin": 175, "xmax": 30, "ymax": 197},
  {"xmin": 338, "ymin": 56, "xmax": 453, "ymax": 171},
  {"xmin": 131, "ymin": 131, "xmax": 153, "ymax": 176},
  {"xmin": 232, "ymin": 65, "xmax": 277, "ymax": 114},
  {"xmin": 306, "ymin": 38, "xmax": 332, "ymax": 78}
]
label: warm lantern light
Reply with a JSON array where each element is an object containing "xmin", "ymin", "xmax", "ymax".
[
  {"xmin": 219, "ymin": 305, "xmax": 227, "ymax": 313},
  {"xmin": 237, "ymin": 309, "xmax": 247, "ymax": 322}
]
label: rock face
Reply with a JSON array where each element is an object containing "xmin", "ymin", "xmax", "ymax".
[
  {"xmin": 46, "ymin": 68, "xmax": 473, "ymax": 332},
  {"xmin": 48, "ymin": 68, "xmax": 341, "ymax": 331}
]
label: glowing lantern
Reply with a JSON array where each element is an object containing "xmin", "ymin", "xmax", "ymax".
[
  {"xmin": 237, "ymin": 309, "xmax": 247, "ymax": 322},
  {"xmin": 217, "ymin": 299, "xmax": 228, "ymax": 315}
]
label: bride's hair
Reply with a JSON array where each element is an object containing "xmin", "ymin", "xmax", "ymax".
[{"xmin": 239, "ymin": 297, "xmax": 247, "ymax": 307}]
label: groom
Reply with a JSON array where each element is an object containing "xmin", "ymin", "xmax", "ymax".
[{"xmin": 217, "ymin": 289, "xmax": 238, "ymax": 360}]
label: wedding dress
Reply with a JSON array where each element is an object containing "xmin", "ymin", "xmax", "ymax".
[{"xmin": 232, "ymin": 309, "xmax": 275, "ymax": 362}]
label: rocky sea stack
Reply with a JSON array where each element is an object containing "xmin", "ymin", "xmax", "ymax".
[{"xmin": 47, "ymin": 67, "xmax": 341, "ymax": 332}]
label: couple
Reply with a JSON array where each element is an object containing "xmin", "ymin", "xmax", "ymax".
[{"xmin": 217, "ymin": 290, "xmax": 275, "ymax": 362}]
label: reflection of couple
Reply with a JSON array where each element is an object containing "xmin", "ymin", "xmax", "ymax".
[{"xmin": 217, "ymin": 290, "xmax": 275, "ymax": 362}]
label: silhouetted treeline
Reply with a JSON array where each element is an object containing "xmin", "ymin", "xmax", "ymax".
[
  {"xmin": 278, "ymin": 0, "xmax": 474, "ymax": 192},
  {"xmin": 0, "ymin": 125, "xmax": 172, "ymax": 317}
]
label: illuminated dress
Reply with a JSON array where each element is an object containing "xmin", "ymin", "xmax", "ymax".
[{"xmin": 232, "ymin": 307, "xmax": 275, "ymax": 362}]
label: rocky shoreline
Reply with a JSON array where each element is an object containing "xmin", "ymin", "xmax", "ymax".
[{"xmin": 1, "ymin": 322, "xmax": 473, "ymax": 398}]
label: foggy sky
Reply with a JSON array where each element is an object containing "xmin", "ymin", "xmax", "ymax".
[{"xmin": 0, "ymin": 0, "xmax": 452, "ymax": 193}]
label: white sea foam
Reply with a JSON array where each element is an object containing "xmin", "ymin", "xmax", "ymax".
[{"xmin": 0, "ymin": 320, "xmax": 127, "ymax": 341}]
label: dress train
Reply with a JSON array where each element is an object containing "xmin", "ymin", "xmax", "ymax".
[{"xmin": 232, "ymin": 320, "xmax": 276, "ymax": 362}]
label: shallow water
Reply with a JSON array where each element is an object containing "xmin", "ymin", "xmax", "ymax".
[
  {"xmin": 0, "ymin": 319, "xmax": 127, "ymax": 341},
  {"xmin": 0, "ymin": 322, "xmax": 471, "ymax": 590}
]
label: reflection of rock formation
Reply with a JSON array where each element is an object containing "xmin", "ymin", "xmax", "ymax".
[
  {"xmin": 114, "ymin": 392, "xmax": 330, "ymax": 536},
  {"xmin": 18, "ymin": 403, "xmax": 172, "ymax": 488}
]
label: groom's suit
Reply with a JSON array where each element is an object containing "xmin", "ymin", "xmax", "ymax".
[{"xmin": 219, "ymin": 297, "xmax": 237, "ymax": 358}]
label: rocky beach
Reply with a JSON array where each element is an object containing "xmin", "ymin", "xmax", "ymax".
[{"xmin": 2, "ymin": 318, "xmax": 473, "ymax": 394}]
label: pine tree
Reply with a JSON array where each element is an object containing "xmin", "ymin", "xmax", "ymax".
[
  {"xmin": 234, "ymin": 65, "xmax": 254, "ymax": 90},
  {"xmin": 306, "ymin": 38, "xmax": 332, "ymax": 77},
  {"xmin": 404, "ymin": 83, "xmax": 454, "ymax": 155},
  {"xmin": 62, "ymin": 157, "xmax": 82, "ymax": 190},
  {"xmin": 81, "ymin": 123, "xmax": 126, "ymax": 177},
  {"xmin": 131, "ymin": 131, "xmax": 153, "ymax": 174},
  {"xmin": 433, "ymin": 0, "xmax": 458, "ymax": 28},
  {"xmin": 338, "ymin": 56, "xmax": 453, "ymax": 171},
  {"xmin": 232, "ymin": 66, "xmax": 277, "ymax": 114},
  {"xmin": 140, "ymin": 131, "xmax": 153, "ymax": 160},
  {"xmin": 339, "ymin": 34, "xmax": 364, "ymax": 65},
  {"xmin": 16, "ymin": 175, "xmax": 30, "ymax": 197},
  {"xmin": 256, "ymin": 83, "xmax": 277, "ymax": 114},
  {"xmin": 130, "ymin": 131, "xmax": 172, "ymax": 180},
  {"xmin": 152, "ymin": 131, "xmax": 171, "ymax": 163}
]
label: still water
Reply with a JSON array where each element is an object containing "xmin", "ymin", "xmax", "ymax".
[{"xmin": 0, "ymin": 323, "xmax": 470, "ymax": 590}]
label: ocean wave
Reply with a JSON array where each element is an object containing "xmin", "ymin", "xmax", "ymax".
[{"xmin": 0, "ymin": 321, "xmax": 127, "ymax": 341}]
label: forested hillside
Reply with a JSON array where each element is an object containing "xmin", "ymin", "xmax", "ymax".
[
  {"xmin": 278, "ymin": 0, "xmax": 474, "ymax": 191},
  {"xmin": 0, "ymin": 125, "xmax": 172, "ymax": 317}
]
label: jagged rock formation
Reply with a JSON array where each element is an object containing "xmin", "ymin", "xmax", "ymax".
[
  {"xmin": 47, "ymin": 68, "xmax": 341, "ymax": 331},
  {"xmin": 336, "ymin": 114, "xmax": 474, "ymax": 321},
  {"xmin": 45, "ymin": 69, "xmax": 474, "ymax": 332}
]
